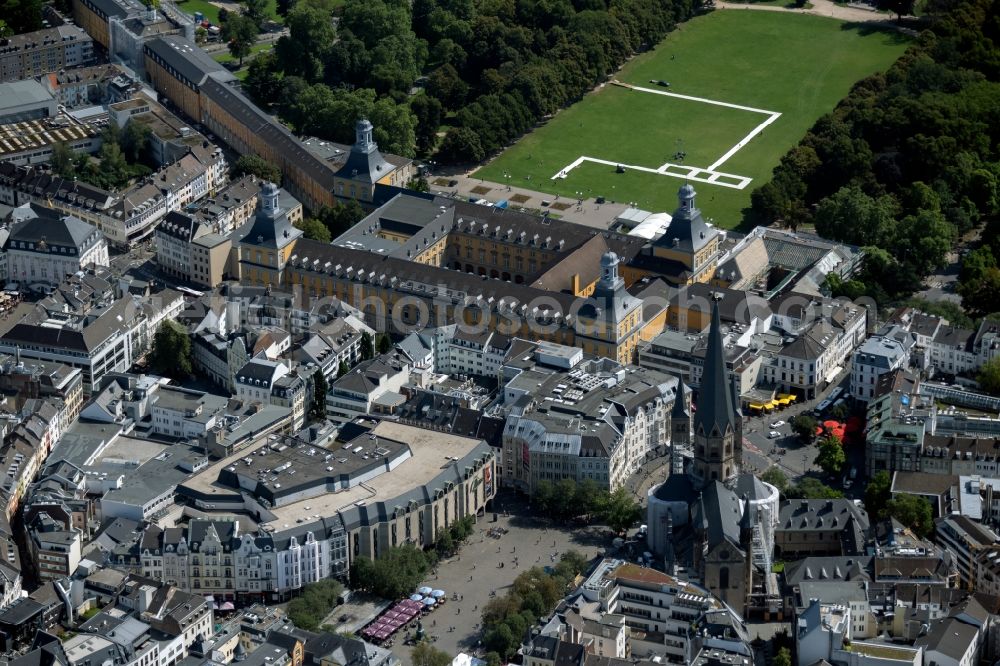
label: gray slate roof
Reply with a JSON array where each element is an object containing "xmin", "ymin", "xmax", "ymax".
[{"xmin": 694, "ymin": 298, "xmax": 737, "ymax": 437}]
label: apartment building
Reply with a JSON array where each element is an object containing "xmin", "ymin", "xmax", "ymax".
[
  {"xmin": 27, "ymin": 511, "xmax": 82, "ymax": 581},
  {"xmin": 573, "ymin": 559, "xmax": 730, "ymax": 663},
  {"xmin": 852, "ymin": 328, "xmax": 914, "ymax": 402},
  {"xmin": 499, "ymin": 342, "xmax": 678, "ymax": 493},
  {"xmin": 326, "ymin": 352, "xmax": 411, "ymax": 423},
  {"xmin": 0, "ymin": 24, "xmax": 95, "ymax": 83},
  {"xmin": 0, "ymin": 146, "xmax": 226, "ymax": 249},
  {"xmin": 0, "ymin": 295, "xmax": 148, "ymax": 393}
]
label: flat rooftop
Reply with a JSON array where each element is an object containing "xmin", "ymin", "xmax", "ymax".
[
  {"xmin": 215, "ymin": 430, "xmax": 410, "ymax": 498},
  {"xmin": 101, "ymin": 442, "xmax": 208, "ymax": 507},
  {"xmin": 0, "ymin": 114, "xmax": 101, "ymax": 158},
  {"xmin": 181, "ymin": 420, "xmax": 488, "ymax": 527}
]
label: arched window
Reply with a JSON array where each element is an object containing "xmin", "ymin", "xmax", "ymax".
[{"xmin": 719, "ymin": 567, "xmax": 729, "ymax": 590}]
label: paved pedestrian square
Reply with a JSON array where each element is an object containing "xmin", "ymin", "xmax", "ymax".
[{"xmin": 396, "ymin": 494, "xmax": 609, "ymax": 665}]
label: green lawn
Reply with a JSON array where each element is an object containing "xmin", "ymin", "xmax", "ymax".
[
  {"xmin": 212, "ymin": 42, "xmax": 273, "ymax": 64},
  {"xmin": 177, "ymin": 0, "xmax": 285, "ymax": 26},
  {"xmin": 476, "ymin": 10, "xmax": 909, "ymax": 228},
  {"xmin": 176, "ymin": 0, "xmax": 221, "ymax": 24}
]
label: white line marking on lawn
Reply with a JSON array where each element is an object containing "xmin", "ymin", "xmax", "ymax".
[
  {"xmin": 620, "ymin": 82, "xmax": 779, "ymax": 116},
  {"xmin": 549, "ymin": 82, "xmax": 782, "ymax": 191}
]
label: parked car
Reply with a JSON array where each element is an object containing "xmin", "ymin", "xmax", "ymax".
[
  {"xmin": 768, "ymin": 430, "xmax": 781, "ymax": 439},
  {"xmin": 770, "ymin": 420, "xmax": 786, "ymax": 428}
]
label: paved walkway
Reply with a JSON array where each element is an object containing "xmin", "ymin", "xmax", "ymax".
[
  {"xmin": 715, "ymin": 0, "xmax": 885, "ymax": 21},
  {"xmin": 394, "ymin": 495, "xmax": 610, "ymax": 666}
]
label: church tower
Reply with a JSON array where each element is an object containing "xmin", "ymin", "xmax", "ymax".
[
  {"xmin": 670, "ymin": 379, "xmax": 691, "ymax": 475},
  {"xmin": 576, "ymin": 252, "xmax": 644, "ymax": 363},
  {"xmin": 690, "ymin": 294, "xmax": 740, "ymax": 489}
]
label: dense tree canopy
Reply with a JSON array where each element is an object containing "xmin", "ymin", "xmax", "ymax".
[
  {"xmin": 481, "ymin": 552, "xmax": 589, "ymax": 659},
  {"xmin": 286, "ymin": 579, "xmax": 343, "ymax": 631},
  {"xmin": 1, "ymin": 0, "xmax": 42, "ymax": 34},
  {"xmin": 242, "ymin": 0, "xmax": 700, "ymax": 159},
  {"xmin": 149, "ymin": 320, "xmax": 193, "ymax": 380},
  {"xmin": 349, "ymin": 544, "xmax": 433, "ymax": 599},
  {"xmin": 785, "ymin": 477, "xmax": 843, "ymax": 500},
  {"xmin": 752, "ymin": 0, "xmax": 1000, "ymax": 307},
  {"xmin": 232, "ymin": 154, "xmax": 282, "ymax": 184}
]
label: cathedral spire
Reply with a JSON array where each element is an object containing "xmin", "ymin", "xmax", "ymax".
[{"xmin": 694, "ymin": 294, "xmax": 736, "ymax": 437}]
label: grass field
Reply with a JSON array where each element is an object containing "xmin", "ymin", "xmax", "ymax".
[
  {"xmin": 176, "ymin": 0, "xmax": 285, "ymax": 25},
  {"xmin": 476, "ymin": 10, "xmax": 909, "ymax": 228},
  {"xmin": 212, "ymin": 42, "xmax": 273, "ymax": 63},
  {"xmin": 176, "ymin": 0, "xmax": 221, "ymax": 24}
]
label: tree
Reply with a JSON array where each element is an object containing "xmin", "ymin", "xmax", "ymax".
[
  {"xmin": 886, "ymin": 494, "xmax": 934, "ymax": 537},
  {"xmin": 412, "ymin": 643, "xmax": 452, "ymax": 666},
  {"xmin": 223, "ymin": 14, "xmax": 258, "ymax": 65},
  {"xmin": 790, "ymin": 414, "xmax": 818, "ymax": 443},
  {"xmin": 532, "ymin": 480, "xmax": 555, "ymax": 514},
  {"xmin": 407, "ymin": 176, "xmax": 430, "ymax": 192},
  {"xmin": 295, "ymin": 218, "xmax": 332, "ymax": 242},
  {"xmin": 376, "ymin": 332, "xmax": 393, "ymax": 354},
  {"xmin": 600, "ymin": 487, "xmax": 641, "ymax": 534},
  {"xmin": 121, "ymin": 121, "xmax": 151, "ymax": 164},
  {"xmin": 484, "ymin": 624, "xmax": 517, "ymax": 660},
  {"xmin": 829, "ymin": 401, "xmax": 850, "ymax": 421},
  {"xmin": 233, "ymin": 154, "xmax": 282, "ymax": 183},
  {"xmin": 336, "ymin": 361, "xmax": 350, "ymax": 378},
  {"xmin": 436, "ymin": 126, "xmax": 484, "ymax": 163},
  {"xmin": 310, "ymin": 371, "xmax": 328, "ymax": 420},
  {"xmin": 195, "ymin": 26, "xmax": 208, "ymax": 43},
  {"xmin": 483, "ymin": 653, "xmax": 502, "ymax": 666},
  {"xmin": 959, "ymin": 247, "xmax": 1000, "ymax": 316},
  {"xmin": 814, "ymin": 185, "xmax": 898, "ymax": 248},
  {"xmin": 360, "ymin": 331, "xmax": 374, "ymax": 360},
  {"xmin": 761, "ymin": 467, "xmax": 788, "ymax": 493},
  {"xmin": 411, "ymin": 94, "xmax": 443, "ymax": 155},
  {"xmin": 51, "ymin": 142, "xmax": 77, "ymax": 178},
  {"xmin": 149, "ymin": 320, "xmax": 192, "ymax": 380},
  {"xmin": 979, "ymin": 357, "xmax": 1000, "ymax": 395},
  {"xmin": 552, "ymin": 478, "xmax": 579, "ymax": 519},
  {"xmin": 286, "ymin": 579, "xmax": 343, "ymax": 631},
  {"xmin": 349, "ymin": 544, "xmax": 431, "ymax": 599},
  {"xmin": 316, "ymin": 200, "xmax": 366, "ymax": 237},
  {"xmin": 575, "ymin": 478, "xmax": 603, "ymax": 516},
  {"xmin": 815, "ymin": 435, "xmax": 846, "ymax": 477},
  {"xmin": 427, "ymin": 64, "xmax": 468, "ymax": 110},
  {"xmin": 244, "ymin": 52, "xmax": 284, "ymax": 108},
  {"xmin": 0, "ymin": 0, "xmax": 43, "ymax": 33},
  {"xmin": 774, "ymin": 647, "xmax": 792, "ymax": 666},
  {"xmin": 0, "ymin": 19, "xmax": 13, "ymax": 38},
  {"xmin": 434, "ymin": 528, "xmax": 456, "ymax": 557},
  {"xmin": 786, "ymin": 478, "xmax": 843, "ymax": 500},
  {"xmin": 243, "ymin": 0, "xmax": 268, "ymax": 27},
  {"xmin": 865, "ymin": 471, "xmax": 891, "ymax": 519}
]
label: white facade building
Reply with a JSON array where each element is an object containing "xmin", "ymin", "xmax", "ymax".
[
  {"xmin": 5, "ymin": 204, "xmax": 109, "ymax": 286},
  {"xmin": 852, "ymin": 329, "xmax": 913, "ymax": 402}
]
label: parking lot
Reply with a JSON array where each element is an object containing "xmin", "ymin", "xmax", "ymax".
[{"xmin": 394, "ymin": 493, "xmax": 609, "ymax": 666}]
